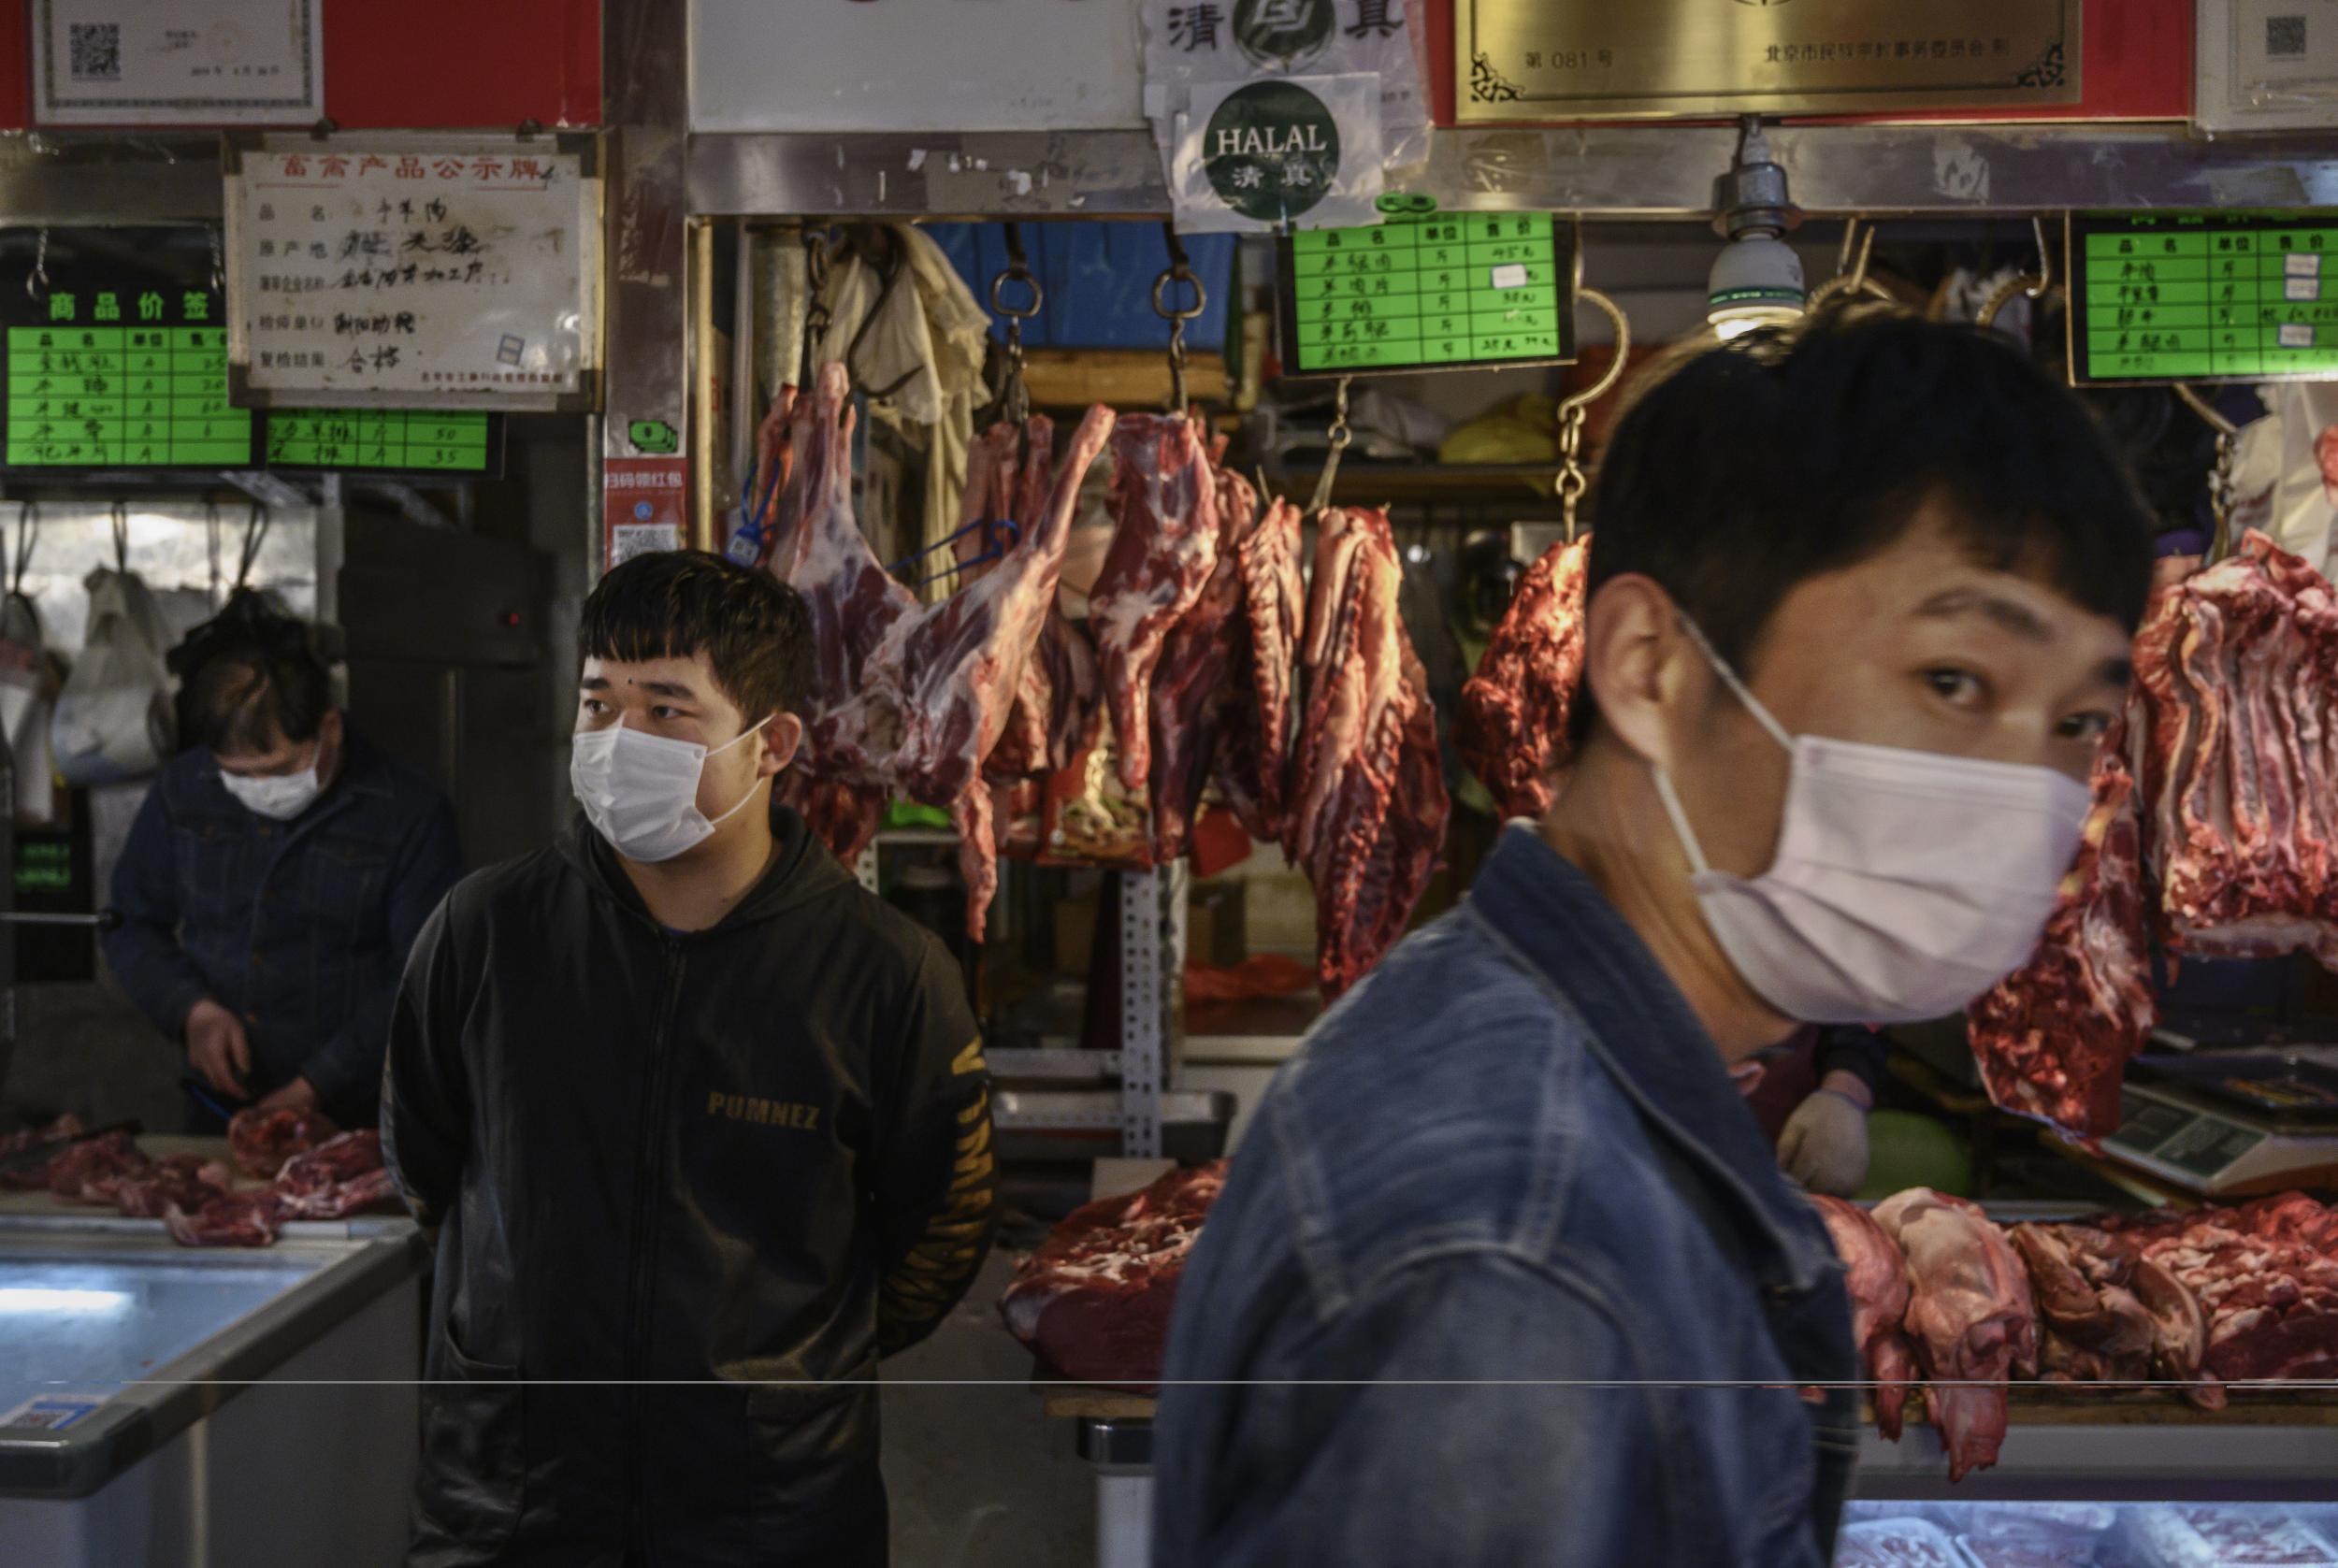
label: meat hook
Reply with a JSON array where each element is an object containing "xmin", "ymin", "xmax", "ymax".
[
  {"xmin": 1306, "ymin": 376, "xmax": 1354, "ymax": 519},
  {"xmin": 1975, "ymin": 214, "xmax": 2057, "ymax": 329},
  {"xmin": 1552, "ymin": 286, "xmax": 1629, "ymax": 540},
  {"xmin": 1807, "ymin": 218, "xmax": 1896, "ymax": 313}
]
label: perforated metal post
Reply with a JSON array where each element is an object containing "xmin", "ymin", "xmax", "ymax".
[{"xmin": 1118, "ymin": 868, "xmax": 1167, "ymax": 1158}]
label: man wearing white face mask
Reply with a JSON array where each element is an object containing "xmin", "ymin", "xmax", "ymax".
[
  {"xmin": 1155, "ymin": 314, "xmax": 2156, "ymax": 1568},
  {"xmin": 382, "ymin": 550, "xmax": 995, "ymax": 1568},
  {"xmin": 106, "ymin": 594, "xmax": 459, "ymax": 1129}
]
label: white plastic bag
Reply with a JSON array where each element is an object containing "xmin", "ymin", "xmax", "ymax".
[
  {"xmin": 2234, "ymin": 381, "xmax": 2338, "ymax": 574},
  {"xmin": 51, "ymin": 567, "xmax": 174, "ymax": 784},
  {"xmin": 0, "ymin": 591, "xmax": 54, "ymax": 823}
]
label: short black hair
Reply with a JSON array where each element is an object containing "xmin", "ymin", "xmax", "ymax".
[
  {"xmin": 170, "ymin": 588, "xmax": 332, "ymax": 754},
  {"xmin": 578, "ymin": 549, "xmax": 812, "ymax": 721},
  {"xmin": 189, "ymin": 647, "xmax": 332, "ymax": 754},
  {"xmin": 1578, "ymin": 310, "xmax": 2156, "ymax": 741}
]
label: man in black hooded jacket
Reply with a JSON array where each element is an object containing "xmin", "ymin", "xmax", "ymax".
[{"xmin": 382, "ymin": 551, "xmax": 996, "ymax": 1567}]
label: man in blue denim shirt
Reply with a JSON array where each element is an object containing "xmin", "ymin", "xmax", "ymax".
[
  {"xmin": 1154, "ymin": 317, "xmax": 2157, "ymax": 1566},
  {"xmin": 105, "ymin": 612, "xmax": 459, "ymax": 1129}
]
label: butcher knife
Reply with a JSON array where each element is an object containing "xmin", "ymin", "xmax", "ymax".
[{"xmin": 0, "ymin": 1117, "xmax": 143, "ymax": 1179}]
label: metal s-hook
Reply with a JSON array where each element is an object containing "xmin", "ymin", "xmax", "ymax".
[
  {"xmin": 989, "ymin": 222, "xmax": 1042, "ymax": 428},
  {"xmin": 1152, "ymin": 223, "xmax": 1206, "ymax": 415},
  {"xmin": 1553, "ymin": 286, "xmax": 1631, "ymax": 541},
  {"xmin": 2174, "ymin": 382, "xmax": 2243, "ymax": 566},
  {"xmin": 1807, "ymin": 218, "xmax": 1894, "ymax": 312},
  {"xmin": 108, "ymin": 500, "xmax": 129, "ymax": 573},
  {"xmin": 799, "ymin": 225, "xmax": 833, "ymax": 388},
  {"xmin": 1977, "ymin": 213, "xmax": 2057, "ymax": 329},
  {"xmin": 1306, "ymin": 376, "xmax": 1354, "ymax": 518},
  {"xmin": 24, "ymin": 227, "xmax": 49, "ymax": 301}
]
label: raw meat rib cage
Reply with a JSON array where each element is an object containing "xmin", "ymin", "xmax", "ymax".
[
  {"xmin": 997, "ymin": 1161, "xmax": 1225, "ymax": 1392},
  {"xmin": 1285, "ymin": 508, "xmax": 1450, "ymax": 1000},
  {"xmin": 1456, "ymin": 534, "xmax": 1592, "ymax": 822}
]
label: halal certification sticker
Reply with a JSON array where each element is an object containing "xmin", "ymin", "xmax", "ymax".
[{"xmin": 1203, "ymin": 79, "xmax": 1341, "ymax": 223}]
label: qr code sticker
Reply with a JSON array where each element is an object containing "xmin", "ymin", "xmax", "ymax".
[
  {"xmin": 2268, "ymin": 14, "xmax": 2309, "ymax": 59},
  {"xmin": 67, "ymin": 21, "xmax": 121, "ymax": 82}
]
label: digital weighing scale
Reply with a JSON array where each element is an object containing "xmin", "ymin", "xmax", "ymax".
[{"xmin": 2100, "ymin": 1051, "xmax": 2338, "ymax": 1197}]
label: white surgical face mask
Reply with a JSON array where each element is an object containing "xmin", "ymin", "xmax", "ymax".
[
  {"xmin": 1652, "ymin": 617, "xmax": 2092, "ymax": 1025},
  {"xmin": 221, "ymin": 756, "xmax": 322, "ymax": 822},
  {"xmin": 570, "ymin": 715, "xmax": 772, "ymax": 864}
]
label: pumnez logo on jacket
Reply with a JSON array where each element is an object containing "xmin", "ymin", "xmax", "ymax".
[{"xmin": 706, "ymin": 1092, "xmax": 822, "ymax": 1131}]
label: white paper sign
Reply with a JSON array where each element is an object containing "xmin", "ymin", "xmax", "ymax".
[
  {"xmin": 1142, "ymin": 0, "xmax": 1429, "ymax": 168},
  {"xmin": 224, "ymin": 141, "xmax": 601, "ymax": 410},
  {"xmin": 34, "ymin": 0, "xmax": 323, "ymax": 126}
]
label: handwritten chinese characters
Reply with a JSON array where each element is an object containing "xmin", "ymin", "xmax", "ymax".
[
  {"xmin": 2080, "ymin": 220, "xmax": 2338, "ymax": 382},
  {"xmin": 6, "ymin": 274, "xmax": 252, "ymax": 468},
  {"xmin": 231, "ymin": 145, "xmax": 593, "ymax": 402},
  {"xmin": 1288, "ymin": 213, "xmax": 1567, "ymax": 373}
]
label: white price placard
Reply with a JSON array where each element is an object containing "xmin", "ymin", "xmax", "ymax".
[
  {"xmin": 224, "ymin": 137, "xmax": 601, "ymax": 411},
  {"xmin": 34, "ymin": 0, "xmax": 323, "ymax": 126}
]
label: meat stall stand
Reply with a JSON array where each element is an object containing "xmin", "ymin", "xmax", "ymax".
[{"xmin": 0, "ymin": 1199, "xmax": 424, "ymax": 1567}]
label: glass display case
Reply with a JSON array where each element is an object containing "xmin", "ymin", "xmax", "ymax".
[{"xmin": 1840, "ymin": 1499, "xmax": 2338, "ymax": 1567}]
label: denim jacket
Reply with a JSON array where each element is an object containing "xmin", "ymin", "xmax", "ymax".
[
  {"xmin": 1152, "ymin": 827, "xmax": 1860, "ymax": 1568},
  {"xmin": 103, "ymin": 731, "xmax": 461, "ymax": 1126}
]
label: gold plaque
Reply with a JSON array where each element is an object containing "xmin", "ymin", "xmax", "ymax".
[{"xmin": 1457, "ymin": 0, "xmax": 2079, "ymax": 123}]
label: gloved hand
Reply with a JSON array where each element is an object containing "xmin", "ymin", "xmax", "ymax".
[{"xmin": 1779, "ymin": 1087, "xmax": 1870, "ymax": 1197}]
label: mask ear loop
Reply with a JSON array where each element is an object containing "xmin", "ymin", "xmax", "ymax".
[{"xmin": 1652, "ymin": 611, "xmax": 1797, "ymax": 877}]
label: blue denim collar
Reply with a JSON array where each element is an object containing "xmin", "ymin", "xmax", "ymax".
[{"xmin": 1464, "ymin": 825, "xmax": 1837, "ymax": 1296}]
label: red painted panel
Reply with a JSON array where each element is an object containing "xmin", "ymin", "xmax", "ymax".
[
  {"xmin": 2, "ymin": 0, "xmax": 599, "ymax": 131},
  {"xmin": 1427, "ymin": 0, "xmax": 2190, "ymax": 126}
]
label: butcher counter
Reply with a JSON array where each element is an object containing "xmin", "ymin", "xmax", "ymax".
[{"xmin": 0, "ymin": 1139, "xmax": 425, "ymax": 1567}]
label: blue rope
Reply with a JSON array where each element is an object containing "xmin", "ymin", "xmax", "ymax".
[{"xmin": 889, "ymin": 516, "xmax": 1019, "ymax": 583}]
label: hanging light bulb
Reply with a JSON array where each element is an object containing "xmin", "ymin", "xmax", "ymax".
[{"xmin": 1708, "ymin": 116, "xmax": 1805, "ymax": 340}]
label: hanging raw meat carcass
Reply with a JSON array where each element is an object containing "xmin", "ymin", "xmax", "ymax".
[
  {"xmin": 1965, "ymin": 724, "xmax": 2155, "ymax": 1141},
  {"xmin": 767, "ymin": 363, "xmax": 1115, "ymax": 937},
  {"xmin": 1144, "ymin": 468, "xmax": 1255, "ymax": 862},
  {"xmin": 2130, "ymin": 530, "xmax": 2338, "ymax": 962},
  {"xmin": 1457, "ymin": 534, "xmax": 1592, "ymax": 821},
  {"xmin": 1217, "ymin": 496, "xmax": 1306, "ymax": 842},
  {"xmin": 1089, "ymin": 414, "xmax": 1221, "ymax": 796},
  {"xmin": 1286, "ymin": 508, "xmax": 1450, "ymax": 1000}
]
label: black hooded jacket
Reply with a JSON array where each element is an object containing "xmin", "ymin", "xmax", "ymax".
[{"xmin": 382, "ymin": 807, "xmax": 996, "ymax": 1567}]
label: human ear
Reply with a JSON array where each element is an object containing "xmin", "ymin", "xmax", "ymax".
[
  {"xmin": 1580, "ymin": 573, "xmax": 1696, "ymax": 768},
  {"xmin": 759, "ymin": 712, "xmax": 804, "ymax": 778}
]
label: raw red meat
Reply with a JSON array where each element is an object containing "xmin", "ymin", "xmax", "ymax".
[
  {"xmin": 166, "ymin": 1189, "xmax": 287, "ymax": 1248},
  {"xmin": 2097, "ymin": 1195, "xmax": 2338, "ymax": 1386},
  {"xmin": 1456, "ymin": 534, "xmax": 1591, "ymax": 821},
  {"xmin": 2130, "ymin": 532, "xmax": 2338, "ymax": 963},
  {"xmin": 997, "ymin": 1161, "xmax": 1225, "ymax": 1392},
  {"xmin": 1220, "ymin": 496, "xmax": 1306, "ymax": 842},
  {"xmin": 1871, "ymin": 1188, "xmax": 2038, "ymax": 1482},
  {"xmin": 1967, "ymin": 727, "xmax": 2155, "ymax": 1140},
  {"xmin": 273, "ymin": 1129, "xmax": 397, "ymax": 1220},
  {"xmin": 1833, "ymin": 1518, "xmax": 1961, "ymax": 1568},
  {"xmin": 1810, "ymin": 1194, "xmax": 1918, "ymax": 1440},
  {"xmin": 1144, "ymin": 468, "xmax": 1252, "ymax": 862},
  {"xmin": 1089, "ymin": 414, "xmax": 1220, "ymax": 795},
  {"xmin": 47, "ymin": 1130, "xmax": 148, "ymax": 1199},
  {"xmin": 0, "ymin": 1113, "xmax": 85, "ymax": 1190},
  {"xmin": 2008, "ymin": 1222, "xmax": 2218, "ymax": 1408},
  {"xmin": 227, "ymin": 1105, "xmax": 339, "ymax": 1180},
  {"xmin": 771, "ymin": 364, "xmax": 1116, "ymax": 939},
  {"xmin": 1285, "ymin": 508, "xmax": 1450, "ymax": 999},
  {"xmin": 2123, "ymin": 1505, "xmax": 2338, "ymax": 1567},
  {"xmin": 102, "ymin": 1153, "xmax": 233, "ymax": 1218},
  {"xmin": 973, "ymin": 418, "xmax": 1103, "ymax": 784}
]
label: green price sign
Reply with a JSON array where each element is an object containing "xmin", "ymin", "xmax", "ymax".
[
  {"xmin": 266, "ymin": 409, "xmax": 499, "ymax": 475},
  {"xmin": 2071, "ymin": 210, "xmax": 2338, "ymax": 385},
  {"xmin": 1277, "ymin": 212, "xmax": 1577, "ymax": 378}
]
